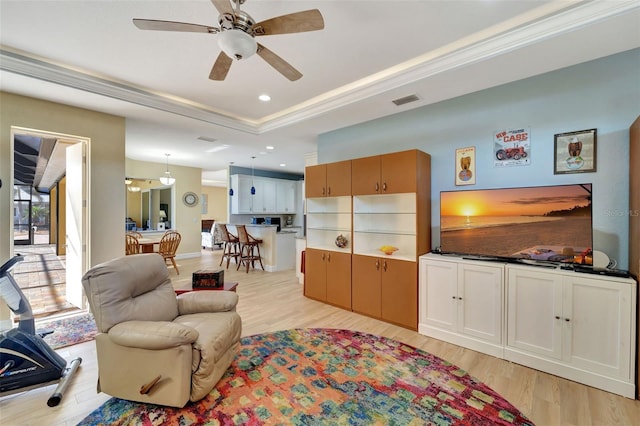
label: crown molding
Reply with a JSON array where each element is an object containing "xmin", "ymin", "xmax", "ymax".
[{"xmin": 1, "ymin": 1, "xmax": 637, "ymax": 135}]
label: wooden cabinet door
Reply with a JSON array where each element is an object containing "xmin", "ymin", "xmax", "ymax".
[
  {"xmin": 507, "ymin": 267, "xmax": 563, "ymax": 360},
  {"xmin": 305, "ymin": 165, "xmax": 327, "ymax": 198},
  {"xmin": 326, "ymin": 251, "xmax": 352, "ymax": 310},
  {"xmin": 381, "ymin": 258, "xmax": 417, "ymax": 329},
  {"xmin": 351, "ymin": 155, "xmax": 381, "ymax": 195},
  {"xmin": 564, "ymin": 276, "xmax": 632, "ymax": 379},
  {"xmin": 304, "ymin": 248, "xmax": 327, "ymax": 301},
  {"xmin": 420, "ymin": 258, "xmax": 457, "ymax": 331},
  {"xmin": 458, "ymin": 263, "xmax": 503, "ymax": 344},
  {"xmin": 326, "ymin": 160, "xmax": 352, "ymax": 196},
  {"xmin": 381, "ymin": 150, "xmax": 417, "ymax": 193},
  {"xmin": 352, "ymin": 254, "xmax": 381, "ymax": 318}
]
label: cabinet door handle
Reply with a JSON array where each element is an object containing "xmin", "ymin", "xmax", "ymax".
[
  {"xmin": 383, "ymin": 260, "xmax": 387, "ymax": 272},
  {"xmin": 327, "ymin": 253, "xmax": 331, "ymax": 262},
  {"xmin": 555, "ymin": 316, "xmax": 561, "ymax": 320},
  {"xmin": 321, "ymin": 252, "xmax": 325, "ymax": 261},
  {"xmin": 451, "ymin": 296, "xmax": 456, "ymax": 300},
  {"xmin": 375, "ymin": 259, "xmax": 380, "ymax": 270},
  {"xmin": 382, "ymin": 182, "xmax": 387, "ymax": 192},
  {"xmin": 375, "ymin": 182, "xmax": 379, "ymax": 192},
  {"xmin": 327, "ymin": 186, "xmax": 331, "ymax": 195},
  {"xmin": 322, "ymin": 187, "xmax": 326, "ymax": 196},
  {"xmin": 458, "ymin": 297, "xmax": 462, "ymax": 300},
  {"xmin": 565, "ymin": 318, "xmax": 571, "ymax": 322}
]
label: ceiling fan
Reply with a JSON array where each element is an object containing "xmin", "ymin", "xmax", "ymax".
[{"xmin": 133, "ymin": 0, "xmax": 324, "ymax": 81}]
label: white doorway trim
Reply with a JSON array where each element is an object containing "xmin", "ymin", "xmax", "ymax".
[{"xmin": 10, "ymin": 126, "xmax": 91, "ymax": 310}]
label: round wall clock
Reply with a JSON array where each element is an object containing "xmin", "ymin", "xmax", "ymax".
[{"xmin": 182, "ymin": 191, "xmax": 199, "ymax": 207}]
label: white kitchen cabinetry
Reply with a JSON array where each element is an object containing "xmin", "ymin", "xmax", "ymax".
[
  {"xmin": 230, "ymin": 175, "xmax": 296, "ymax": 214},
  {"xmin": 276, "ymin": 180, "xmax": 296, "ymax": 213},
  {"xmin": 419, "ymin": 255, "xmax": 504, "ymax": 357},
  {"xmin": 506, "ymin": 265, "xmax": 636, "ymax": 398},
  {"xmin": 252, "ymin": 178, "xmax": 276, "ymax": 213},
  {"xmin": 230, "ymin": 174, "xmax": 254, "ymax": 214},
  {"xmin": 418, "ymin": 253, "xmax": 637, "ymax": 398}
]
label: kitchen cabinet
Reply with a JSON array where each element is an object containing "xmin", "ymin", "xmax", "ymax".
[
  {"xmin": 230, "ymin": 175, "xmax": 296, "ymax": 214},
  {"xmin": 230, "ymin": 174, "xmax": 254, "ymax": 214},
  {"xmin": 276, "ymin": 180, "xmax": 296, "ymax": 213},
  {"xmin": 419, "ymin": 255, "xmax": 504, "ymax": 357},
  {"xmin": 352, "ymin": 255, "xmax": 417, "ymax": 329},
  {"xmin": 351, "ymin": 150, "xmax": 421, "ymax": 195},
  {"xmin": 304, "ymin": 248, "xmax": 351, "ymax": 309},
  {"xmin": 305, "ymin": 160, "xmax": 351, "ymax": 198},
  {"xmin": 251, "ymin": 178, "xmax": 276, "ymax": 213}
]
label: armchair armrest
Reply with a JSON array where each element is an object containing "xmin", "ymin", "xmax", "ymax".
[
  {"xmin": 177, "ymin": 290, "xmax": 238, "ymax": 315},
  {"xmin": 108, "ymin": 320, "xmax": 199, "ymax": 350}
]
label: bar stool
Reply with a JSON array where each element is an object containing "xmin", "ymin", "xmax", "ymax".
[
  {"xmin": 219, "ymin": 224, "xmax": 240, "ymax": 269},
  {"xmin": 236, "ymin": 225, "xmax": 264, "ymax": 273}
]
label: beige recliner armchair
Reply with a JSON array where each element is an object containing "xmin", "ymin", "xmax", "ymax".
[{"xmin": 81, "ymin": 253, "xmax": 242, "ymax": 407}]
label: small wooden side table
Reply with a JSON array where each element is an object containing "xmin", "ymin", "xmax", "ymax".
[{"xmin": 175, "ymin": 281, "xmax": 238, "ymax": 295}]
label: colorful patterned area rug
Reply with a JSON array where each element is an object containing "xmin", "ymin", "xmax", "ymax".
[
  {"xmin": 36, "ymin": 312, "xmax": 97, "ymax": 350},
  {"xmin": 78, "ymin": 328, "xmax": 533, "ymax": 425}
]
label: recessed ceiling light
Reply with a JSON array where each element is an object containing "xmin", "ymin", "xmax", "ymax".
[
  {"xmin": 258, "ymin": 94, "xmax": 271, "ymax": 102},
  {"xmin": 280, "ymin": 163, "xmax": 286, "ymax": 167},
  {"xmin": 266, "ymin": 145, "xmax": 274, "ymax": 150}
]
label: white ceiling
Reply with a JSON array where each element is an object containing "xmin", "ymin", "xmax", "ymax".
[{"xmin": 1, "ymin": 0, "xmax": 639, "ymax": 186}]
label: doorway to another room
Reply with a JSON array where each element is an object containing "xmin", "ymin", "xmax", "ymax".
[{"xmin": 11, "ymin": 128, "xmax": 89, "ymax": 319}]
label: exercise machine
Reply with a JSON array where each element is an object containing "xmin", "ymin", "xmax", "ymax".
[{"xmin": 0, "ymin": 255, "xmax": 81, "ymax": 406}]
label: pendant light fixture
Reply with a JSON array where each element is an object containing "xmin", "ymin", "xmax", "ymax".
[
  {"xmin": 250, "ymin": 156, "xmax": 256, "ymax": 195},
  {"xmin": 228, "ymin": 161, "xmax": 234, "ymax": 196},
  {"xmin": 159, "ymin": 153, "xmax": 176, "ymax": 185}
]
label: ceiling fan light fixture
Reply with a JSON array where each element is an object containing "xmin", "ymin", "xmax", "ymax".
[{"xmin": 218, "ymin": 29, "xmax": 257, "ymax": 60}]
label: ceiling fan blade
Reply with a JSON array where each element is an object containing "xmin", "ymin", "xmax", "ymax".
[
  {"xmin": 210, "ymin": 0, "xmax": 234, "ymax": 16},
  {"xmin": 256, "ymin": 43, "xmax": 302, "ymax": 81},
  {"xmin": 133, "ymin": 19, "xmax": 218, "ymax": 33},
  {"xmin": 253, "ymin": 9, "xmax": 324, "ymax": 36},
  {"xmin": 210, "ymin": 51, "xmax": 233, "ymax": 81}
]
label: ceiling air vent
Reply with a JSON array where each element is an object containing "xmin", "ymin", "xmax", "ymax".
[
  {"xmin": 392, "ymin": 94, "xmax": 420, "ymax": 106},
  {"xmin": 197, "ymin": 136, "xmax": 218, "ymax": 143}
]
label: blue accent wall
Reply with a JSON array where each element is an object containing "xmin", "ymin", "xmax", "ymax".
[{"xmin": 317, "ymin": 49, "xmax": 640, "ymax": 269}]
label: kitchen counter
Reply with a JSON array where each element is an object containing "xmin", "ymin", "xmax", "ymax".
[{"xmin": 227, "ymin": 224, "xmax": 296, "ymax": 272}]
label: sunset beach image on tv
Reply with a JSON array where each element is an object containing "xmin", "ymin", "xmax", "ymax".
[{"xmin": 439, "ymin": 183, "xmax": 593, "ymax": 263}]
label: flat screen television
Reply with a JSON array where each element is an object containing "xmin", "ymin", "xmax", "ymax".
[{"xmin": 439, "ymin": 183, "xmax": 592, "ymax": 264}]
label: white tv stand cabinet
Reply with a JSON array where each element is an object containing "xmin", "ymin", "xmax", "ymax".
[{"xmin": 419, "ymin": 253, "xmax": 637, "ymax": 398}]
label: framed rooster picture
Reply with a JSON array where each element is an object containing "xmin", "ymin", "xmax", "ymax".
[{"xmin": 554, "ymin": 128, "xmax": 597, "ymax": 174}]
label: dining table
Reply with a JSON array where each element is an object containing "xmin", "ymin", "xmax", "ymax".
[{"xmin": 137, "ymin": 237, "xmax": 160, "ymax": 254}]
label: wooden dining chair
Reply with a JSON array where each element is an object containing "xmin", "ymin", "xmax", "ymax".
[
  {"xmin": 127, "ymin": 230, "xmax": 143, "ymax": 239},
  {"xmin": 219, "ymin": 224, "xmax": 240, "ymax": 269},
  {"xmin": 236, "ymin": 225, "xmax": 264, "ymax": 273},
  {"xmin": 158, "ymin": 231, "xmax": 181, "ymax": 274},
  {"xmin": 125, "ymin": 234, "xmax": 140, "ymax": 255}
]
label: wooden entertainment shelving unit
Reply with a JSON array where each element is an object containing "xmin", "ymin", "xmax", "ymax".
[
  {"xmin": 304, "ymin": 149, "xmax": 431, "ymax": 330},
  {"xmin": 629, "ymin": 115, "xmax": 639, "ymax": 399}
]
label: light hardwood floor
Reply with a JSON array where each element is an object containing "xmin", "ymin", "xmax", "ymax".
[{"xmin": 1, "ymin": 249, "xmax": 639, "ymax": 425}]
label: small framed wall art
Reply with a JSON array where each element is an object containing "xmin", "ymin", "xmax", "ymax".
[
  {"xmin": 554, "ymin": 128, "xmax": 597, "ymax": 174},
  {"xmin": 455, "ymin": 146, "xmax": 476, "ymax": 186}
]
